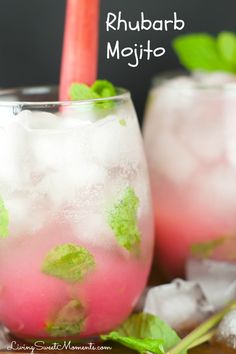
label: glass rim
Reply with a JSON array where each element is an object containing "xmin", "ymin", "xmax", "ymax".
[
  {"xmin": 152, "ymin": 70, "xmax": 236, "ymax": 92},
  {"xmin": 0, "ymin": 85, "xmax": 131, "ymax": 107}
]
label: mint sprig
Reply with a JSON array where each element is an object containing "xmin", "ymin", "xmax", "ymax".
[
  {"xmin": 69, "ymin": 80, "xmax": 117, "ymax": 110},
  {"xmin": 101, "ymin": 301, "xmax": 236, "ymax": 353},
  {"xmin": 101, "ymin": 313, "xmax": 183, "ymax": 354},
  {"xmin": 46, "ymin": 299, "xmax": 85, "ymax": 337},
  {"xmin": 118, "ymin": 313, "xmax": 182, "ymax": 352},
  {"xmin": 41, "ymin": 243, "xmax": 95, "ymax": 283},
  {"xmin": 107, "ymin": 187, "xmax": 141, "ymax": 252},
  {"xmin": 0, "ymin": 197, "xmax": 9, "ymax": 238},
  {"xmin": 172, "ymin": 32, "xmax": 236, "ymax": 73},
  {"xmin": 101, "ymin": 332, "xmax": 165, "ymax": 354}
]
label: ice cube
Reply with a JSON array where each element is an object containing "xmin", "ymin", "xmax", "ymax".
[
  {"xmin": 145, "ymin": 78, "xmax": 194, "ymax": 135},
  {"xmin": 17, "ymin": 110, "xmax": 95, "ymax": 176},
  {"xmin": 0, "ymin": 119, "xmax": 29, "ymax": 196},
  {"xmin": 36, "ymin": 161, "xmax": 106, "ymax": 211},
  {"xmin": 17, "ymin": 110, "xmax": 61, "ymax": 130},
  {"xmin": 186, "ymin": 258, "xmax": 236, "ymax": 311},
  {"xmin": 217, "ymin": 309, "xmax": 236, "ymax": 349},
  {"xmin": 88, "ymin": 114, "xmax": 142, "ymax": 168},
  {"xmin": 146, "ymin": 131, "xmax": 198, "ymax": 184},
  {"xmin": 177, "ymin": 92, "xmax": 225, "ymax": 162},
  {"xmin": 5, "ymin": 192, "xmax": 49, "ymax": 236},
  {"xmin": 143, "ymin": 279, "xmax": 213, "ymax": 331},
  {"xmin": 0, "ymin": 325, "xmax": 10, "ymax": 350},
  {"xmin": 193, "ymin": 166, "xmax": 236, "ymax": 215}
]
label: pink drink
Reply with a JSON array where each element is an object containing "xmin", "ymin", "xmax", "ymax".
[
  {"xmin": 0, "ymin": 87, "xmax": 153, "ymax": 340},
  {"xmin": 144, "ymin": 73, "xmax": 236, "ymax": 279}
]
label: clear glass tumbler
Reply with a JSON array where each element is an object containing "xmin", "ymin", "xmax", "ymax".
[
  {"xmin": 0, "ymin": 86, "xmax": 154, "ymax": 341},
  {"xmin": 144, "ymin": 73, "xmax": 236, "ymax": 279}
]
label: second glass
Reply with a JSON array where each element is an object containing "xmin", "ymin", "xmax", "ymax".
[{"xmin": 144, "ymin": 73, "xmax": 236, "ymax": 279}]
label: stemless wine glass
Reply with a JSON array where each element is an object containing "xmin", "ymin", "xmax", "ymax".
[
  {"xmin": 0, "ymin": 86, "xmax": 153, "ymax": 341},
  {"xmin": 143, "ymin": 72, "xmax": 236, "ymax": 279}
]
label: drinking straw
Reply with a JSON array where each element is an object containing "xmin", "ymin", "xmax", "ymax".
[{"xmin": 59, "ymin": 0, "xmax": 100, "ymax": 100}]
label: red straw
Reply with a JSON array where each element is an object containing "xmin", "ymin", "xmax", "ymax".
[{"xmin": 59, "ymin": 0, "xmax": 100, "ymax": 101}]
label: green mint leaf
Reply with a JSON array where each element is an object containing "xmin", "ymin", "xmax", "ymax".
[
  {"xmin": 42, "ymin": 243, "xmax": 95, "ymax": 283},
  {"xmin": 119, "ymin": 119, "xmax": 127, "ymax": 126},
  {"xmin": 91, "ymin": 80, "xmax": 116, "ymax": 98},
  {"xmin": 101, "ymin": 332, "xmax": 165, "ymax": 354},
  {"xmin": 69, "ymin": 80, "xmax": 117, "ymax": 110},
  {"xmin": 46, "ymin": 300, "xmax": 85, "ymax": 337},
  {"xmin": 69, "ymin": 83, "xmax": 99, "ymax": 101},
  {"xmin": 92, "ymin": 80, "xmax": 117, "ymax": 110},
  {"xmin": 107, "ymin": 187, "xmax": 141, "ymax": 252},
  {"xmin": 217, "ymin": 32, "xmax": 236, "ymax": 67},
  {"xmin": 191, "ymin": 237, "xmax": 228, "ymax": 259},
  {"xmin": 116, "ymin": 313, "xmax": 183, "ymax": 353},
  {"xmin": 172, "ymin": 33, "xmax": 234, "ymax": 73},
  {"xmin": 0, "ymin": 198, "xmax": 9, "ymax": 238}
]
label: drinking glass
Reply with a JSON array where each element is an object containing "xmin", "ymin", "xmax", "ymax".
[
  {"xmin": 0, "ymin": 86, "xmax": 153, "ymax": 341},
  {"xmin": 143, "ymin": 73, "xmax": 236, "ymax": 279}
]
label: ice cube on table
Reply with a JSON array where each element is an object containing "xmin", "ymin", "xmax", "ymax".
[
  {"xmin": 217, "ymin": 309, "xmax": 236, "ymax": 349},
  {"xmin": 143, "ymin": 279, "xmax": 213, "ymax": 331},
  {"xmin": 186, "ymin": 258, "xmax": 236, "ymax": 311},
  {"xmin": 0, "ymin": 325, "xmax": 10, "ymax": 350}
]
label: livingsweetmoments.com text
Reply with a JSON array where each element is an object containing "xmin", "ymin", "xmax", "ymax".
[
  {"xmin": 106, "ymin": 11, "xmax": 186, "ymax": 67},
  {"xmin": 7, "ymin": 340, "xmax": 112, "ymax": 353}
]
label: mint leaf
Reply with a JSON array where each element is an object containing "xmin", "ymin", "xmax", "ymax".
[
  {"xmin": 119, "ymin": 119, "xmax": 127, "ymax": 126},
  {"xmin": 46, "ymin": 300, "xmax": 85, "ymax": 337},
  {"xmin": 69, "ymin": 80, "xmax": 116, "ymax": 101},
  {"xmin": 107, "ymin": 187, "xmax": 141, "ymax": 252},
  {"xmin": 69, "ymin": 83, "xmax": 99, "ymax": 101},
  {"xmin": 116, "ymin": 313, "xmax": 182, "ymax": 352},
  {"xmin": 42, "ymin": 243, "xmax": 95, "ymax": 283},
  {"xmin": 91, "ymin": 80, "xmax": 116, "ymax": 98},
  {"xmin": 191, "ymin": 237, "xmax": 228, "ymax": 259},
  {"xmin": 217, "ymin": 32, "xmax": 236, "ymax": 67},
  {"xmin": 0, "ymin": 198, "xmax": 9, "ymax": 238},
  {"xmin": 101, "ymin": 332, "xmax": 164, "ymax": 354},
  {"xmin": 172, "ymin": 33, "xmax": 234, "ymax": 72},
  {"xmin": 69, "ymin": 80, "xmax": 117, "ymax": 110}
]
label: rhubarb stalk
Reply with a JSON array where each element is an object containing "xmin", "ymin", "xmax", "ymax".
[{"xmin": 59, "ymin": 0, "xmax": 100, "ymax": 100}]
